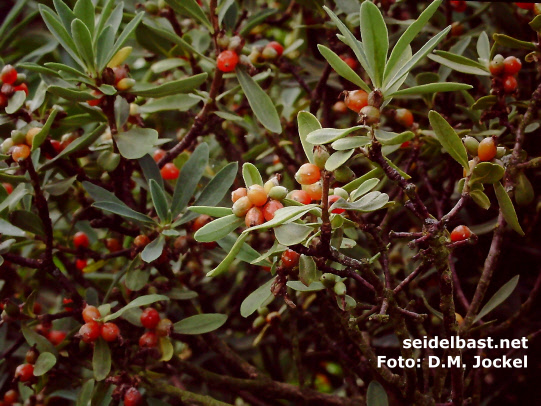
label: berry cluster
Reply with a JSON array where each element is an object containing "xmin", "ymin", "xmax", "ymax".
[
  {"xmin": 489, "ymin": 55, "xmax": 522, "ymax": 93},
  {"xmin": 249, "ymin": 40, "xmax": 285, "ymax": 64},
  {"xmin": 139, "ymin": 307, "xmax": 172, "ymax": 348},
  {"xmin": 343, "ymin": 89, "xmax": 381, "ymax": 124},
  {"xmin": 463, "ymin": 135, "xmax": 505, "ymax": 177},
  {"xmin": 0, "ymin": 64, "xmax": 28, "ymax": 109},
  {"xmin": 78, "ymin": 305, "xmax": 120, "ymax": 343}
]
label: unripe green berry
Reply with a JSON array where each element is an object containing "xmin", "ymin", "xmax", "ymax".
[
  {"xmin": 1, "ymin": 138, "xmax": 14, "ymax": 153},
  {"xmin": 268, "ymin": 186, "xmax": 288, "ymax": 200},
  {"xmin": 264, "ymin": 176, "xmax": 280, "ymax": 194},
  {"xmin": 116, "ymin": 78, "xmax": 136, "ymax": 91},
  {"xmin": 11, "ymin": 130, "xmax": 26, "ymax": 145},
  {"xmin": 228, "ymin": 36, "xmax": 242, "ymax": 51},
  {"xmin": 333, "ymin": 281, "xmax": 347, "ymax": 296},
  {"xmin": 333, "ymin": 166, "xmax": 355, "ymax": 183},
  {"xmin": 217, "ymin": 35, "xmax": 230, "ymax": 49},
  {"xmin": 262, "ymin": 47, "xmax": 278, "ymax": 60},
  {"xmin": 360, "ymin": 105, "xmax": 380, "ymax": 125},
  {"xmin": 320, "ymin": 273, "xmax": 337, "ymax": 288},
  {"xmin": 257, "ymin": 307, "xmax": 270, "ymax": 317},
  {"xmin": 333, "ymin": 187, "xmax": 349, "ymax": 200},
  {"xmin": 313, "ymin": 145, "xmax": 330, "ymax": 169},
  {"xmin": 144, "ymin": 1, "xmax": 159, "ymax": 14},
  {"xmin": 129, "ymin": 103, "xmax": 140, "ymax": 116},
  {"xmin": 15, "ymin": 73, "xmax": 26, "ymax": 86},
  {"xmin": 252, "ymin": 315, "xmax": 266, "ymax": 329},
  {"xmin": 249, "ymin": 50, "xmax": 260, "ymax": 64},
  {"xmin": 463, "ymin": 136, "xmax": 479, "ymax": 156},
  {"xmin": 496, "ymin": 146, "xmax": 506, "ymax": 159}
]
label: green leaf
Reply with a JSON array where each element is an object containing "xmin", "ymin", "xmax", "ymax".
[
  {"xmin": 375, "ymin": 129, "xmax": 414, "ymax": 146},
  {"xmin": 53, "ymin": 0, "xmax": 76, "ymax": 32},
  {"xmin": 242, "ymin": 162, "xmax": 263, "ymax": 187},
  {"xmin": 18, "ymin": 62, "xmax": 61, "ymax": 77},
  {"xmin": 360, "ymin": 1, "xmax": 388, "ymax": 87},
  {"xmin": 317, "ymin": 45, "xmax": 371, "ymax": 92},
  {"xmin": 125, "ymin": 256, "xmax": 148, "ymax": 291},
  {"xmin": 71, "ymin": 19, "xmax": 95, "ymax": 73},
  {"xmin": 93, "ymin": 338, "xmax": 111, "ymax": 381},
  {"xmin": 141, "ymin": 235, "xmax": 165, "ymax": 263},
  {"xmin": 103, "ymin": 294, "xmax": 170, "ymax": 322},
  {"xmin": 159, "ymin": 337, "xmax": 174, "ymax": 361},
  {"xmin": 82, "ymin": 181, "xmax": 123, "ymax": 206},
  {"xmin": 207, "ymin": 233, "xmax": 248, "ymax": 277},
  {"xmin": 164, "ymin": 0, "xmax": 213, "ymax": 33},
  {"xmin": 217, "ymin": 234, "xmax": 265, "ymax": 265},
  {"xmin": 188, "ymin": 206, "xmax": 232, "ymax": 217},
  {"xmin": 114, "ymin": 128, "xmax": 158, "ymax": 160},
  {"xmin": 299, "ymin": 255, "xmax": 318, "ymax": 287},
  {"xmin": 325, "ymin": 149, "xmax": 354, "ymax": 172},
  {"xmin": 242, "ymin": 205, "xmax": 318, "ymax": 233},
  {"xmin": 331, "ymin": 136, "xmax": 371, "ymax": 151},
  {"xmin": 149, "ymin": 180, "xmax": 169, "ymax": 223},
  {"xmin": 236, "ymin": 67, "xmax": 282, "ymax": 133},
  {"xmin": 138, "ymin": 94, "xmax": 200, "ymax": 113},
  {"xmin": 73, "ymin": 0, "xmax": 95, "ymax": 35},
  {"xmin": 172, "ymin": 143, "xmax": 209, "ymax": 216},
  {"xmin": 384, "ymin": 0, "xmax": 442, "ymax": 83},
  {"xmin": 174, "ymin": 314, "xmax": 228, "ymax": 335},
  {"xmin": 428, "ymin": 111, "xmax": 469, "ymax": 169},
  {"xmin": 0, "ymin": 0, "xmax": 29, "ymax": 39},
  {"xmin": 5, "ymin": 91, "xmax": 26, "ymax": 114},
  {"xmin": 96, "ymin": 25, "xmax": 116, "ymax": 70},
  {"xmin": 34, "ymin": 352, "xmax": 56, "ymax": 376},
  {"xmin": 367, "ymin": 380, "xmax": 388, "ymax": 406},
  {"xmin": 47, "ymin": 86, "xmax": 96, "ymax": 102},
  {"xmin": 387, "ymin": 82, "xmax": 473, "ymax": 97},
  {"xmin": 10, "ymin": 210, "xmax": 45, "ymax": 236},
  {"xmin": 297, "ymin": 111, "xmax": 320, "ymax": 164},
  {"xmin": 332, "ymin": 191, "xmax": 389, "ymax": 212},
  {"xmin": 477, "ymin": 31, "xmax": 490, "ymax": 62},
  {"xmin": 0, "ymin": 183, "xmax": 29, "ymax": 213},
  {"xmin": 515, "ymin": 171, "xmax": 535, "ymax": 206},
  {"xmin": 93, "ymin": 201, "xmax": 156, "ymax": 224},
  {"xmin": 138, "ymin": 154, "xmax": 164, "ymax": 191},
  {"xmin": 274, "ymin": 223, "xmax": 313, "ymax": 245},
  {"xmin": 194, "ymin": 214, "xmax": 244, "ymax": 243},
  {"xmin": 351, "ymin": 178, "xmax": 380, "ymax": 201},
  {"xmin": 529, "ymin": 14, "xmax": 541, "ymax": 32},
  {"xmin": 493, "ymin": 182, "xmax": 524, "ymax": 236},
  {"xmin": 0, "ymin": 218, "xmax": 26, "ymax": 237},
  {"xmin": 306, "ymin": 126, "xmax": 366, "ymax": 145},
  {"xmin": 130, "ymin": 73, "xmax": 208, "ymax": 98},
  {"xmin": 473, "ymin": 275, "xmax": 519, "ymax": 324},
  {"xmin": 32, "ymin": 108, "xmax": 59, "ymax": 151},
  {"xmin": 102, "ymin": 12, "xmax": 144, "ymax": 70},
  {"xmin": 76, "ymin": 379, "xmax": 95, "ymax": 406},
  {"xmin": 469, "ymin": 162, "xmax": 504, "ymax": 185},
  {"xmin": 240, "ymin": 277, "xmax": 275, "ymax": 317},
  {"xmin": 239, "ymin": 8, "xmax": 278, "ymax": 36},
  {"xmin": 286, "ymin": 281, "xmax": 325, "ymax": 292},
  {"xmin": 493, "ymin": 33, "xmax": 537, "ymax": 51},
  {"xmin": 470, "ymin": 187, "xmax": 491, "ymax": 210},
  {"xmin": 471, "ymin": 95, "xmax": 497, "ymax": 110},
  {"xmin": 427, "ymin": 51, "xmax": 490, "ymax": 76}
]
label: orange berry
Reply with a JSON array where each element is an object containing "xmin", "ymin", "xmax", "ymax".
[
  {"xmin": 295, "ymin": 163, "xmax": 321, "ymax": 185},
  {"xmin": 82, "ymin": 305, "xmax": 101, "ymax": 323},
  {"xmin": 11, "ymin": 144, "xmax": 30, "ymax": 161},
  {"xmin": 245, "ymin": 207, "xmax": 265, "ymax": 227},
  {"xmin": 231, "ymin": 187, "xmax": 247, "ymax": 203},
  {"xmin": 134, "ymin": 234, "xmax": 150, "ymax": 248},
  {"xmin": 105, "ymin": 238, "xmax": 122, "ymax": 252},
  {"xmin": 340, "ymin": 55, "xmax": 358, "ymax": 70},
  {"xmin": 1, "ymin": 65, "xmax": 17, "ymax": 84},
  {"xmin": 289, "ymin": 190, "xmax": 312, "ymax": 205},
  {"xmin": 26, "ymin": 127, "xmax": 41, "ymax": 146},
  {"xmin": 192, "ymin": 215, "xmax": 212, "ymax": 232},
  {"xmin": 395, "ymin": 108, "xmax": 414, "ymax": 127},
  {"xmin": 450, "ymin": 225, "xmax": 472, "ymax": 242},
  {"xmin": 302, "ymin": 182, "xmax": 323, "ymax": 201},
  {"xmin": 478, "ymin": 137, "xmax": 497, "ymax": 161},
  {"xmin": 156, "ymin": 318, "xmax": 173, "ymax": 337},
  {"xmin": 263, "ymin": 200, "xmax": 284, "ymax": 221},
  {"xmin": 153, "ymin": 149, "xmax": 166, "ymax": 162},
  {"xmin": 4, "ymin": 389, "xmax": 18, "ymax": 403},
  {"xmin": 247, "ymin": 184, "xmax": 268, "ymax": 206},
  {"xmin": 101, "ymin": 322, "xmax": 120, "ymax": 342},
  {"xmin": 489, "ymin": 54, "xmax": 505, "ymax": 76},
  {"xmin": 344, "ymin": 90, "xmax": 368, "ymax": 113}
]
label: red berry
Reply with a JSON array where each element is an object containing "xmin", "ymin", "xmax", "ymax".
[
  {"xmin": 340, "ymin": 55, "xmax": 358, "ymax": 70},
  {"xmin": 289, "ymin": 190, "xmax": 312, "ymax": 205},
  {"xmin": 267, "ymin": 41, "xmax": 284, "ymax": 57},
  {"xmin": 79, "ymin": 321, "xmax": 101, "ymax": 343},
  {"xmin": 515, "ymin": 2, "xmax": 535, "ymax": 10},
  {"xmin": 14, "ymin": 83, "xmax": 29, "ymax": 96},
  {"xmin": 450, "ymin": 225, "xmax": 472, "ymax": 242},
  {"xmin": 134, "ymin": 234, "xmax": 150, "ymax": 248},
  {"xmin": 231, "ymin": 187, "xmax": 247, "ymax": 202},
  {"xmin": 450, "ymin": 1, "xmax": 467, "ymax": 12},
  {"xmin": 153, "ymin": 149, "xmax": 166, "ymax": 162},
  {"xmin": 344, "ymin": 90, "xmax": 369, "ymax": 113},
  {"xmin": 88, "ymin": 90, "xmax": 103, "ymax": 107},
  {"xmin": 395, "ymin": 108, "xmax": 414, "ymax": 127},
  {"xmin": 124, "ymin": 388, "xmax": 143, "ymax": 406},
  {"xmin": 139, "ymin": 331, "xmax": 158, "ymax": 347},
  {"xmin": 140, "ymin": 308, "xmax": 160, "ymax": 329},
  {"xmin": 63, "ymin": 298, "xmax": 74, "ymax": 312},
  {"xmin": 295, "ymin": 163, "xmax": 321, "ymax": 185},
  {"xmin": 11, "ymin": 144, "xmax": 30, "ymax": 161},
  {"xmin": 73, "ymin": 231, "xmax": 90, "ymax": 248},
  {"xmin": 503, "ymin": 56, "xmax": 522, "ymax": 75},
  {"xmin": 281, "ymin": 249, "xmax": 300, "ymax": 269},
  {"xmin": 50, "ymin": 139, "xmax": 63, "ymax": 154},
  {"xmin": 76, "ymin": 258, "xmax": 87, "ymax": 271},
  {"xmin": 401, "ymin": 141, "xmax": 411, "ymax": 149},
  {"xmin": 0, "ymin": 93, "xmax": 7, "ymax": 108},
  {"xmin": 48, "ymin": 330, "xmax": 67, "ymax": 346},
  {"xmin": 4, "ymin": 389, "xmax": 18, "ymax": 404},
  {"xmin": 105, "ymin": 238, "xmax": 122, "ymax": 252},
  {"xmin": 478, "ymin": 137, "xmax": 497, "ymax": 161},
  {"xmin": 101, "ymin": 322, "xmax": 120, "ymax": 342},
  {"xmin": 192, "ymin": 215, "xmax": 212, "ymax": 232},
  {"xmin": 489, "ymin": 60, "xmax": 504, "ymax": 76},
  {"xmin": 2, "ymin": 183, "xmax": 13, "ymax": 194},
  {"xmin": 217, "ymin": 50, "xmax": 239, "ymax": 72},
  {"xmin": 82, "ymin": 305, "xmax": 101, "ymax": 323},
  {"xmin": 328, "ymin": 195, "xmax": 345, "ymax": 214},
  {"xmin": 15, "ymin": 364, "xmax": 34, "ymax": 382},
  {"xmin": 245, "ymin": 207, "xmax": 265, "ymax": 227},
  {"xmin": 1, "ymin": 65, "xmax": 17, "ymax": 85},
  {"xmin": 160, "ymin": 162, "xmax": 180, "ymax": 180},
  {"xmin": 263, "ymin": 200, "xmax": 284, "ymax": 221}
]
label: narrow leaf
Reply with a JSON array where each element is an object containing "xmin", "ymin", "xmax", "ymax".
[
  {"xmin": 240, "ymin": 277, "xmax": 275, "ymax": 317},
  {"xmin": 493, "ymin": 182, "xmax": 524, "ymax": 236},
  {"xmin": 172, "ymin": 143, "xmax": 209, "ymax": 215},
  {"xmin": 360, "ymin": 1, "xmax": 388, "ymax": 87},
  {"xmin": 93, "ymin": 338, "xmax": 111, "ymax": 381},
  {"xmin": 174, "ymin": 314, "xmax": 228, "ymax": 335},
  {"xmin": 473, "ymin": 275, "xmax": 520, "ymax": 324},
  {"xmin": 242, "ymin": 162, "xmax": 263, "ymax": 187},
  {"xmin": 428, "ymin": 110, "xmax": 469, "ymax": 169}
]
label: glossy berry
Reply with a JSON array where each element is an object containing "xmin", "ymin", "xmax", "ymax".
[
  {"xmin": 450, "ymin": 1, "xmax": 467, "ymax": 12},
  {"xmin": 48, "ymin": 330, "xmax": 67, "ymax": 346},
  {"xmin": 340, "ymin": 55, "xmax": 358, "ymax": 70},
  {"xmin": 192, "ymin": 215, "xmax": 212, "ymax": 232},
  {"xmin": 73, "ymin": 231, "xmax": 90, "ymax": 248},
  {"xmin": 217, "ymin": 50, "xmax": 239, "ymax": 72},
  {"xmin": 302, "ymin": 182, "xmax": 323, "ymax": 201},
  {"xmin": 153, "ymin": 149, "xmax": 166, "ymax": 162},
  {"xmin": 245, "ymin": 207, "xmax": 265, "ymax": 227},
  {"xmin": 4, "ymin": 390, "xmax": 18, "ymax": 404},
  {"xmin": 295, "ymin": 163, "xmax": 321, "ymax": 185},
  {"xmin": 503, "ymin": 73, "xmax": 518, "ymax": 92},
  {"xmin": 263, "ymin": 200, "xmax": 284, "ymax": 221},
  {"xmin": 101, "ymin": 322, "xmax": 120, "ymax": 342},
  {"xmin": 515, "ymin": 2, "xmax": 534, "ymax": 10},
  {"xmin": 395, "ymin": 108, "xmax": 414, "ymax": 127},
  {"xmin": 503, "ymin": 56, "xmax": 522, "ymax": 75},
  {"xmin": 1, "ymin": 65, "xmax": 17, "ymax": 85},
  {"xmin": 344, "ymin": 90, "xmax": 368, "ymax": 113},
  {"xmin": 124, "ymin": 388, "xmax": 143, "ymax": 406},
  {"xmin": 328, "ymin": 195, "xmax": 345, "ymax": 214},
  {"xmin": 82, "ymin": 305, "xmax": 101, "ymax": 323},
  {"xmin": 267, "ymin": 41, "xmax": 284, "ymax": 57},
  {"xmin": 134, "ymin": 234, "xmax": 150, "ymax": 248},
  {"xmin": 14, "ymin": 83, "xmax": 29, "ymax": 96},
  {"xmin": 26, "ymin": 127, "xmax": 41, "ymax": 146},
  {"xmin": 139, "ymin": 331, "xmax": 158, "ymax": 348},
  {"xmin": 289, "ymin": 190, "xmax": 312, "ymax": 205},
  {"xmin": 156, "ymin": 318, "xmax": 173, "ymax": 337},
  {"xmin": 450, "ymin": 225, "xmax": 472, "ymax": 242},
  {"xmin": 231, "ymin": 187, "xmax": 247, "ymax": 202},
  {"xmin": 161, "ymin": 163, "xmax": 180, "ymax": 180},
  {"xmin": 247, "ymin": 185, "xmax": 268, "ymax": 206},
  {"xmin": 2, "ymin": 183, "xmax": 13, "ymax": 194},
  {"xmin": 281, "ymin": 249, "xmax": 300, "ymax": 269},
  {"xmin": 15, "ymin": 364, "xmax": 34, "ymax": 382},
  {"xmin": 140, "ymin": 308, "xmax": 160, "ymax": 329},
  {"xmin": 79, "ymin": 321, "xmax": 101, "ymax": 343},
  {"xmin": 489, "ymin": 54, "xmax": 505, "ymax": 76},
  {"xmin": 232, "ymin": 196, "xmax": 253, "ymax": 217},
  {"xmin": 11, "ymin": 144, "xmax": 30, "ymax": 161},
  {"xmin": 478, "ymin": 137, "xmax": 497, "ymax": 161},
  {"xmin": 76, "ymin": 258, "xmax": 87, "ymax": 271}
]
